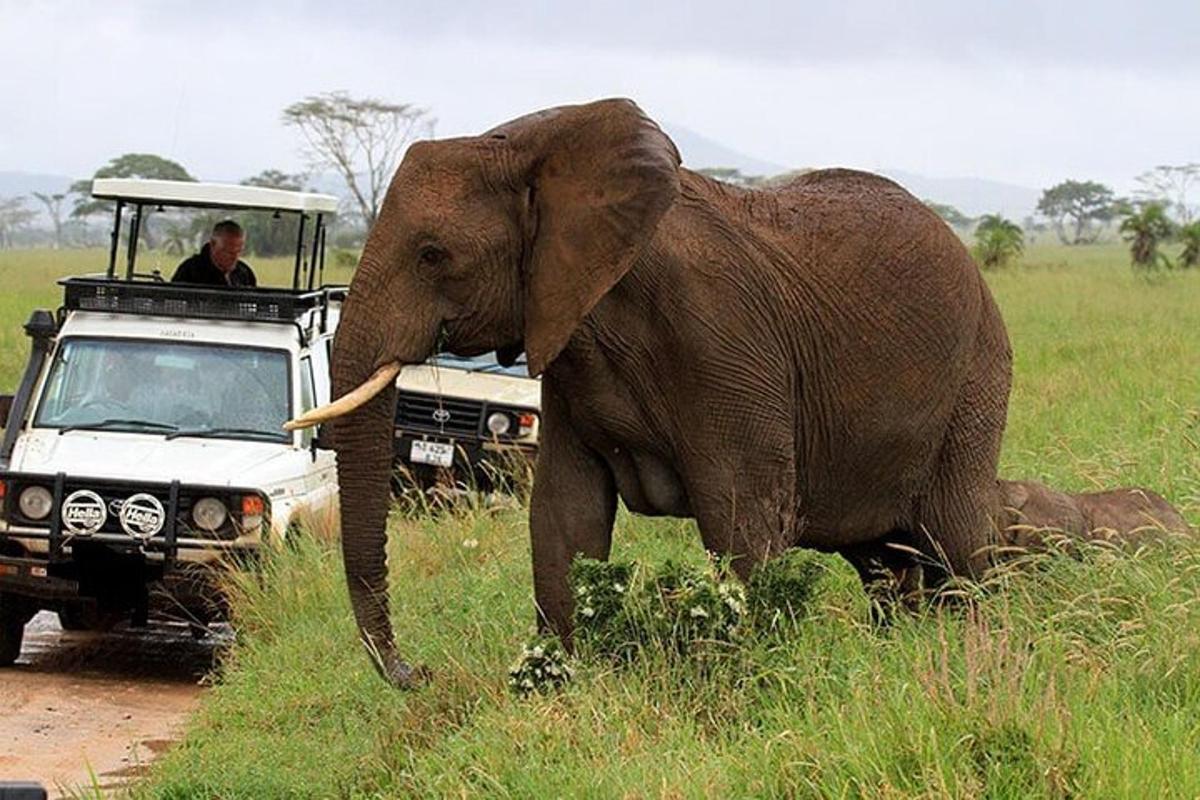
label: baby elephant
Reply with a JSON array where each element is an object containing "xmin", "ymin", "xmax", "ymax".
[{"xmin": 999, "ymin": 479, "xmax": 1190, "ymax": 549}]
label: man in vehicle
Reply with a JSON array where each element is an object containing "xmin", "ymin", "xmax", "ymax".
[{"xmin": 171, "ymin": 220, "xmax": 257, "ymax": 287}]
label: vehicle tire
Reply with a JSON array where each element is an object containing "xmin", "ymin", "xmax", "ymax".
[
  {"xmin": 0, "ymin": 598, "xmax": 29, "ymax": 666},
  {"xmin": 57, "ymin": 605, "xmax": 121, "ymax": 633}
]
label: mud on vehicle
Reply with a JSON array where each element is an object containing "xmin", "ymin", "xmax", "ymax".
[{"xmin": 0, "ymin": 179, "xmax": 342, "ymax": 664}]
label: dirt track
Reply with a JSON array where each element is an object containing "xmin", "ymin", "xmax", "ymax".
[{"xmin": 0, "ymin": 611, "xmax": 221, "ymax": 797}]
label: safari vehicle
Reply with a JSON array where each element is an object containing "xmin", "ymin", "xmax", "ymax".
[
  {"xmin": 393, "ymin": 353, "xmax": 541, "ymax": 492},
  {"xmin": 0, "ymin": 178, "xmax": 342, "ymax": 664}
]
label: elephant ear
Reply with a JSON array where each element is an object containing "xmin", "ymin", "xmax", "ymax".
[{"xmin": 497, "ymin": 98, "xmax": 681, "ymax": 375}]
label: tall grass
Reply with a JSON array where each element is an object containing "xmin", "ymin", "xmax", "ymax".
[{"xmin": 2, "ymin": 243, "xmax": 1199, "ymax": 797}]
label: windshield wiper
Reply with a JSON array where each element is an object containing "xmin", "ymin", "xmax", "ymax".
[
  {"xmin": 59, "ymin": 419, "xmax": 179, "ymax": 434},
  {"xmin": 164, "ymin": 427, "xmax": 286, "ymax": 442}
]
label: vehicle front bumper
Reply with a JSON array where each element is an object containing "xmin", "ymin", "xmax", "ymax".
[{"xmin": 392, "ymin": 432, "xmax": 537, "ymax": 487}]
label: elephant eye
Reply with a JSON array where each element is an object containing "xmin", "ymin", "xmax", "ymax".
[{"xmin": 417, "ymin": 244, "xmax": 449, "ymax": 268}]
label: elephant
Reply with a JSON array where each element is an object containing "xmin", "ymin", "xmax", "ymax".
[
  {"xmin": 999, "ymin": 479, "xmax": 1190, "ymax": 548},
  {"xmin": 288, "ymin": 98, "xmax": 1014, "ymax": 687}
]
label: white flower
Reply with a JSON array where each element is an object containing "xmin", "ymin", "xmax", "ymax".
[
  {"xmin": 580, "ymin": 606, "xmax": 595, "ymax": 618},
  {"xmin": 531, "ymin": 645, "xmax": 544, "ymax": 659},
  {"xmin": 462, "ymin": 538, "xmax": 479, "ymax": 549},
  {"xmin": 547, "ymin": 664, "xmax": 561, "ymax": 677},
  {"xmin": 574, "ymin": 584, "xmax": 590, "ymax": 596},
  {"xmin": 521, "ymin": 678, "xmax": 534, "ymax": 689},
  {"xmin": 613, "ymin": 582, "xmax": 625, "ymax": 593},
  {"xmin": 689, "ymin": 606, "xmax": 709, "ymax": 619}
]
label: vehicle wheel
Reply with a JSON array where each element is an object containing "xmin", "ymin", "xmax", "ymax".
[
  {"xmin": 57, "ymin": 605, "xmax": 121, "ymax": 632},
  {"xmin": 0, "ymin": 598, "xmax": 29, "ymax": 666}
]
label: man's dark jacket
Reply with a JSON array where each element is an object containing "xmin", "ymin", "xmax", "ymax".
[{"xmin": 171, "ymin": 243, "xmax": 257, "ymax": 287}]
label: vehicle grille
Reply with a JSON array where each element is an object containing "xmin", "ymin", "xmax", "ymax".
[
  {"xmin": 2, "ymin": 477, "xmax": 241, "ymax": 541},
  {"xmin": 396, "ymin": 391, "xmax": 482, "ymax": 437}
]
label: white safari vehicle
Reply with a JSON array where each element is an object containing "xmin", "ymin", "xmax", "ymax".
[
  {"xmin": 393, "ymin": 353, "xmax": 541, "ymax": 491},
  {"xmin": 0, "ymin": 179, "xmax": 342, "ymax": 663}
]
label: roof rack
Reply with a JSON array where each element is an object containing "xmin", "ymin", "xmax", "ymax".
[{"xmin": 61, "ymin": 277, "xmax": 347, "ymax": 330}]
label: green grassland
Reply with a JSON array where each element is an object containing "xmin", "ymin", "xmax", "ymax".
[{"xmin": 3, "ymin": 243, "xmax": 1200, "ymax": 798}]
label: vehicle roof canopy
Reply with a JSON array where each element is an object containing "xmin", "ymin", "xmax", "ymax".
[{"xmin": 91, "ymin": 178, "xmax": 339, "ymax": 214}]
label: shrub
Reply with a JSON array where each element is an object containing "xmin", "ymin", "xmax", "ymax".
[
  {"xmin": 1120, "ymin": 203, "xmax": 1175, "ymax": 272},
  {"xmin": 971, "ymin": 214, "xmax": 1025, "ymax": 270},
  {"xmin": 508, "ymin": 635, "xmax": 574, "ymax": 696},
  {"xmin": 745, "ymin": 548, "xmax": 827, "ymax": 631}
]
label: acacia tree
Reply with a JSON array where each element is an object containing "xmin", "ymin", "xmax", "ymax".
[
  {"xmin": 1135, "ymin": 164, "xmax": 1200, "ymax": 225},
  {"xmin": 239, "ymin": 169, "xmax": 307, "ymax": 257},
  {"xmin": 32, "ymin": 191, "xmax": 70, "ymax": 248},
  {"xmin": 68, "ymin": 153, "xmax": 195, "ymax": 251},
  {"xmin": 1119, "ymin": 203, "xmax": 1175, "ymax": 271},
  {"xmin": 282, "ymin": 92, "xmax": 435, "ymax": 228},
  {"xmin": 0, "ymin": 196, "xmax": 36, "ymax": 248},
  {"xmin": 971, "ymin": 214, "xmax": 1024, "ymax": 270},
  {"xmin": 71, "ymin": 153, "xmax": 195, "ymax": 218},
  {"xmin": 1036, "ymin": 180, "xmax": 1119, "ymax": 245},
  {"xmin": 924, "ymin": 200, "xmax": 974, "ymax": 230}
]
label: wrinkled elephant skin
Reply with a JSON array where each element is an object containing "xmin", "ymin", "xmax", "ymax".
[
  {"xmin": 327, "ymin": 98, "xmax": 1014, "ymax": 684},
  {"xmin": 999, "ymin": 479, "xmax": 1190, "ymax": 548}
]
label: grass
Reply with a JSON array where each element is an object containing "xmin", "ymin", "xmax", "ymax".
[{"xmin": 3, "ymin": 242, "xmax": 1200, "ymax": 797}]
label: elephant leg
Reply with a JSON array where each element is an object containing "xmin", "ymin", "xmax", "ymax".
[
  {"xmin": 689, "ymin": 462, "xmax": 799, "ymax": 582},
  {"xmin": 912, "ymin": 340, "xmax": 1008, "ymax": 585},
  {"xmin": 529, "ymin": 385, "xmax": 617, "ymax": 646}
]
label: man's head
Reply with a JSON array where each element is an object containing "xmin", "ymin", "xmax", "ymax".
[{"xmin": 208, "ymin": 220, "xmax": 245, "ymax": 272}]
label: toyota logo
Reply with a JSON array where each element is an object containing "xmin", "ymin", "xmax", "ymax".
[
  {"xmin": 432, "ymin": 408, "xmax": 452, "ymax": 424},
  {"xmin": 61, "ymin": 490, "xmax": 106, "ymax": 535},
  {"xmin": 118, "ymin": 493, "xmax": 166, "ymax": 540}
]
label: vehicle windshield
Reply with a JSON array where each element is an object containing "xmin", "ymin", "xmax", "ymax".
[
  {"xmin": 428, "ymin": 352, "xmax": 531, "ymax": 378},
  {"xmin": 34, "ymin": 338, "xmax": 291, "ymax": 443}
]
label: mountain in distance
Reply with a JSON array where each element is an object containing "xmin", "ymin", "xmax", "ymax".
[
  {"xmin": 0, "ymin": 170, "xmax": 74, "ymax": 199},
  {"xmin": 876, "ymin": 168, "xmax": 1041, "ymax": 221},
  {"xmin": 661, "ymin": 123, "xmax": 787, "ymax": 177},
  {"xmin": 1, "ymin": 137, "xmax": 1043, "ymax": 226},
  {"xmin": 659, "ymin": 126, "xmax": 1040, "ymax": 221}
]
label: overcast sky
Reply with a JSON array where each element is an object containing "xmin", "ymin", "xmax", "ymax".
[{"xmin": 2, "ymin": 0, "xmax": 1197, "ymax": 192}]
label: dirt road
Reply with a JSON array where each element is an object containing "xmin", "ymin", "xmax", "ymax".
[{"xmin": 0, "ymin": 611, "xmax": 221, "ymax": 797}]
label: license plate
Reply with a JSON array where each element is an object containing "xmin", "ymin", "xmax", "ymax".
[{"xmin": 410, "ymin": 440, "xmax": 454, "ymax": 467}]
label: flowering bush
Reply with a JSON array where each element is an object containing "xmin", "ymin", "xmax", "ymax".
[
  {"xmin": 745, "ymin": 548, "xmax": 826, "ymax": 632},
  {"xmin": 508, "ymin": 635, "xmax": 574, "ymax": 696},
  {"xmin": 568, "ymin": 556, "xmax": 748, "ymax": 660},
  {"xmin": 638, "ymin": 560, "xmax": 747, "ymax": 652},
  {"xmin": 509, "ymin": 550, "xmax": 827, "ymax": 696}
]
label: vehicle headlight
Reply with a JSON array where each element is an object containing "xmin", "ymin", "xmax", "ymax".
[
  {"xmin": 192, "ymin": 497, "xmax": 228, "ymax": 532},
  {"xmin": 18, "ymin": 486, "xmax": 53, "ymax": 520},
  {"xmin": 486, "ymin": 411, "xmax": 512, "ymax": 436}
]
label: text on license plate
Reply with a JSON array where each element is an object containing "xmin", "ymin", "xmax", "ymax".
[{"xmin": 410, "ymin": 440, "xmax": 454, "ymax": 467}]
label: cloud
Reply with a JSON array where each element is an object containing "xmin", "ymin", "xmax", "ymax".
[{"xmin": 0, "ymin": 0, "xmax": 1196, "ymax": 194}]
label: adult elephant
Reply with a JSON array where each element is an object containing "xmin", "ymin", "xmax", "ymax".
[{"xmin": 289, "ymin": 98, "xmax": 1013, "ymax": 687}]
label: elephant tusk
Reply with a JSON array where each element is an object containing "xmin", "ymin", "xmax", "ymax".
[{"xmin": 283, "ymin": 362, "xmax": 402, "ymax": 431}]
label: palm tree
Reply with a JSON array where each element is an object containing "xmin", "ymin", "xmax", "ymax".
[
  {"xmin": 971, "ymin": 214, "xmax": 1024, "ymax": 270},
  {"xmin": 1178, "ymin": 221, "xmax": 1200, "ymax": 269},
  {"xmin": 1119, "ymin": 203, "xmax": 1175, "ymax": 271}
]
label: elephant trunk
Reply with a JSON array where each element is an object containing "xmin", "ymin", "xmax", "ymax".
[{"xmin": 330, "ymin": 292, "xmax": 421, "ymax": 688}]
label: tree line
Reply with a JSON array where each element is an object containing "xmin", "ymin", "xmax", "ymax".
[
  {"xmin": 2, "ymin": 96, "xmax": 1195, "ymax": 275},
  {"xmin": 0, "ymin": 91, "xmax": 435, "ymax": 254},
  {"xmin": 698, "ymin": 164, "xmax": 1200, "ymax": 272}
]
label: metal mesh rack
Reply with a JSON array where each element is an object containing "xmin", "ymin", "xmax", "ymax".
[{"xmin": 61, "ymin": 277, "xmax": 346, "ymax": 325}]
